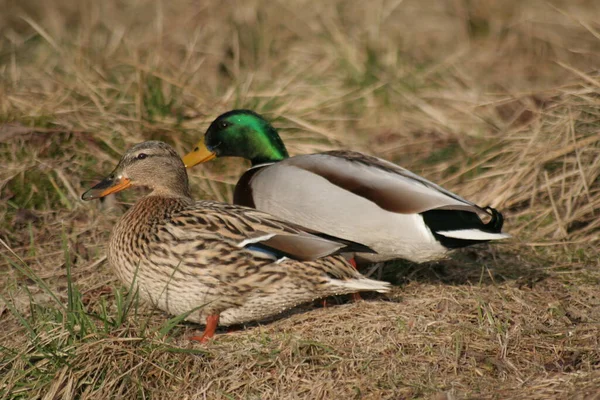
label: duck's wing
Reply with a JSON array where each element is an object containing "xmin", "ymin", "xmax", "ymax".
[
  {"xmin": 169, "ymin": 200, "xmax": 375, "ymax": 262},
  {"xmin": 292, "ymin": 151, "xmax": 491, "ymax": 214},
  {"xmin": 240, "ymin": 151, "xmax": 500, "ymax": 217}
]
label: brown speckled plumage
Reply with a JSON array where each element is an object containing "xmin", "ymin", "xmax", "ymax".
[{"xmin": 83, "ymin": 141, "xmax": 390, "ymax": 333}]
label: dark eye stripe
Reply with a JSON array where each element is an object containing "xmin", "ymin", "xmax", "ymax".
[{"xmin": 134, "ymin": 153, "xmax": 159, "ymax": 160}]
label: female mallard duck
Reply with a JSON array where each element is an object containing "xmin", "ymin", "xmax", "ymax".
[
  {"xmin": 82, "ymin": 141, "xmax": 389, "ymax": 342},
  {"xmin": 183, "ymin": 110, "xmax": 510, "ymax": 264}
]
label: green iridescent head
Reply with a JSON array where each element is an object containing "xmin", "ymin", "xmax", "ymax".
[{"xmin": 183, "ymin": 110, "xmax": 289, "ymax": 167}]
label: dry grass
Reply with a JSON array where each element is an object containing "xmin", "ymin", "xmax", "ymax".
[{"xmin": 1, "ymin": 0, "xmax": 600, "ymax": 398}]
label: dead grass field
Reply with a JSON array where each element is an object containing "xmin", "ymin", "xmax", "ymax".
[{"xmin": 1, "ymin": 0, "xmax": 600, "ymax": 398}]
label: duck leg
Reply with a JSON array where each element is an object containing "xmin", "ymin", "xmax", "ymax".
[
  {"xmin": 348, "ymin": 258, "xmax": 362, "ymax": 302},
  {"xmin": 190, "ymin": 314, "xmax": 220, "ymax": 343},
  {"xmin": 348, "ymin": 258, "xmax": 358, "ymax": 269}
]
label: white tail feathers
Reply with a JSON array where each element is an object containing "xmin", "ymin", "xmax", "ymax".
[
  {"xmin": 331, "ymin": 278, "xmax": 391, "ymax": 294},
  {"xmin": 437, "ymin": 229, "xmax": 511, "ymax": 241}
]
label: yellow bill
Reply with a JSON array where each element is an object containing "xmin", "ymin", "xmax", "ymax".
[{"xmin": 182, "ymin": 141, "xmax": 216, "ymax": 168}]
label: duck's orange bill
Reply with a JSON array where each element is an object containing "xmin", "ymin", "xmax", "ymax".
[
  {"xmin": 182, "ymin": 141, "xmax": 216, "ymax": 168},
  {"xmin": 81, "ymin": 177, "xmax": 132, "ymax": 201}
]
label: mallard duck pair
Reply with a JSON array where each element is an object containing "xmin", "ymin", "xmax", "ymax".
[{"xmin": 83, "ymin": 110, "xmax": 509, "ymax": 342}]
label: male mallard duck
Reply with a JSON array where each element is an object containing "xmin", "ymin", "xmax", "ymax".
[
  {"xmin": 183, "ymin": 110, "xmax": 510, "ymax": 264},
  {"xmin": 82, "ymin": 141, "xmax": 389, "ymax": 342}
]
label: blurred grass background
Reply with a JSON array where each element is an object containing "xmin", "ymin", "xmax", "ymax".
[{"xmin": 1, "ymin": 0, "xmax": 599, "ymax": 398}]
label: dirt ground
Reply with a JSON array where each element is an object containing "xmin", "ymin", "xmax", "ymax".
[{"xmin": 1, "ymin": 0, "xmax": 599, "ymax": 398}]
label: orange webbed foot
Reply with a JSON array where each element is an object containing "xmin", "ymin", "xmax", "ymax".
[{"xmin": 189, "ymin": 314, "xmax": 220, "ymax": 343}]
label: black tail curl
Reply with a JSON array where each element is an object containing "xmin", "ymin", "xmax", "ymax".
[
  {"xmin": 483, "ymin": 206, "xmax": 504, "ymax": 233},
  {"xmin": 421, "ymin": 207, "xmax": 506, "ymax": 250}
]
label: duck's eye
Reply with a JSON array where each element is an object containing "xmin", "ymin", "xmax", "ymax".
[
  {"xmin": 137, "ymin": 153, "xmax": 148, "ymax": 160},
  {"xmin": 219, "ymin": 120, "xmax": 230, "ymax": 129}
]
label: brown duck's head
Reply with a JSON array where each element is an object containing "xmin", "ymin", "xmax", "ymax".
[{"xmin": 81, "ymin": 141, "xmax": 191, "ymax": 201}]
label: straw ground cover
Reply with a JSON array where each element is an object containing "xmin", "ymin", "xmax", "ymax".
[{"xmin": 1, "ymin": 0, "xmax": 599, "ymax": 398}]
